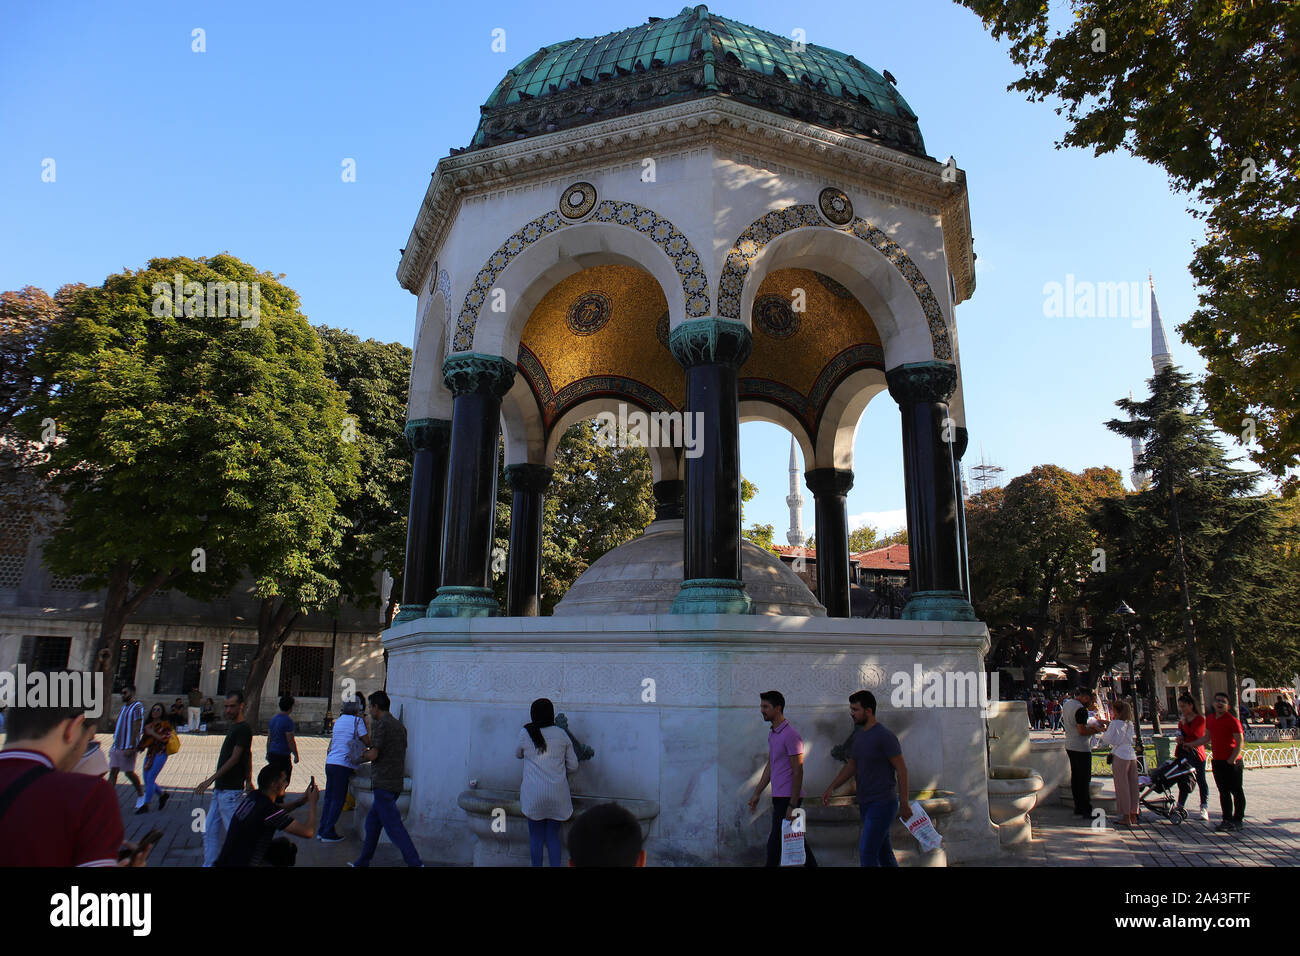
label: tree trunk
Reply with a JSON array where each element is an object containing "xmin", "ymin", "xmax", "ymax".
[
  {"xmin": 1168, "ymin": 484, "xmax": 1203, "ymax": 709},
  {"xmin": 92, "ymin": 561, "xmax": 176, "ymax": 697},
  {"xmin": 1222, "ymin": 632, "xmax": 1239, "ymax": 711},
  {"xmin": 240, "ymin": 595, "xmax": 302, "ymax": 729},
  {"xmin": 1142, "ymin": 638, "xmax": 1162, "ymax": 735}
]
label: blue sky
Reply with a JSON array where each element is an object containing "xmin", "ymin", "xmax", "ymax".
[{"xmin": 1, "ymin": 0, "xmax": 1217, "ymax": 539}]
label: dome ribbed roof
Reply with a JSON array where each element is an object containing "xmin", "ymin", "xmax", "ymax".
[{"xmin": 471, "ymin": 5, "xmax": 924, "ymax": 155}]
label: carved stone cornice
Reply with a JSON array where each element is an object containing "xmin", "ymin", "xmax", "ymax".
[
  {"xmin": 441, "ymin": 352, "xmax": 517, "ymax": 399},
  {"xmin": 504, "ymin": 463, "xmax": 554, "ymax": 495},
  {"xmin": 404, "ymin": 418, "xmax": 451, "ymax": 453},
  {"xmin": 396, "ymin": 97, "xmax": 973, "ymax": 304},
  {"xmin": 668, "ymin": 318, "xmax": 753, "ymax": 370},
  {"xmin": 886, "ymin": 361, "xmax": 958, "ymax": 406}
]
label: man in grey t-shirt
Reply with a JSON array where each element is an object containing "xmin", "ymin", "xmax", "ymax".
[
  {"xmin": 823, "ymin": 690, "xmax": 910, "ymax": 867},
  {"xmin": 1062, "ymin": 687, "xmax": 1106, "ymax": 817}
]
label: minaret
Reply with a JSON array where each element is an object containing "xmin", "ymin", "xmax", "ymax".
[
  {"xmin": 1149, "ymin": 273, "xmax": 1173, "ymax": 372},
  {"xmin": 1129, "ymin": 390, "xmax": 1150, "ymax": 491},
  {"xmin": 785, "ymin": 436, "xmax": 805, "ymax": 547}
]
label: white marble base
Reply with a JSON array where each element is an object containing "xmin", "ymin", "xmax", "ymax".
[{"xmin": 383, "ymin": 614, "xmax": 1002, "ymax": 865}]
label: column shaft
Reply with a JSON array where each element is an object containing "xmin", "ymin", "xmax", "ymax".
[
  {"xmin": 806, "ymin": 468, "xmax": 854, "ymax": 617},
  {"xmin": 505, "ymin": 464, "xmax": 552, "ymax": 617},
  {"xmin": 429, "ymin": 354, "xmax": 516, "ymax": 618},
  {"xmin": 394, "ymin": 419, "xmax": 450, "ymax": 624}
]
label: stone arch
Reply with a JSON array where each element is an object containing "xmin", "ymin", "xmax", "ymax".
[
  {"xmin": 738, "ymin": 402, "xmax": 815, "ymax": 472},
  {"xmin": 813, "ymin": 367, "xmax": 890, "ymax": 471},
  {"xmin": 408, "ymin": 268, "xmax": 453, "ymax": 422},
  {"xmin": 717, "ymin": 204, "xmax": 952, "ymax": 364},
  {"xmin": 451, "ymin": 200, "xmax": 710, "ymax": 356},
  {"xmin": 542, "ymin": 396, "xmax": 679, "ymax": 484}
]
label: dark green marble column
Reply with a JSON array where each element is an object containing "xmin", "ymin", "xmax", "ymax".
[
  {"xmin": 886, "ymin": 362, "xmax": 976, "ymax": 622},
  {"xmin": 805, "ymin": 468, "xmax": 854, "ymax": 618},
  {"xmin": 668, "ymin": 319, "xmax": 753, "ymax": 614},
  {"xmin": 653, "ymin": 479, "xmax": 684, "ymax": 521},
  {"xmin": 954, "ymin": 425, "xmax": 971, "ymax": 603},
  {"xmin": 393, "ymin": 418, "xmax": 451, "ymax": 624},
  {"xmin": 428, "ymin": 353, "xmax": 516, "ymax": 618},
  {"xmin": 504, "ymin": 463, "xmax": 553, "ymax": 617}
]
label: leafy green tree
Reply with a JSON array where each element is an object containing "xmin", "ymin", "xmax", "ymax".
[
  {"xmin": 0, "ymin": 285, "xmax": 81, "ymax": 524},
  {"xmin": 492, "ymin": 420, "xmax": 655, "ymax": 614},
  {"xmin": 316, "ymin": 327, "xmax": 412, "ymax": 628},
  {"xmin": 957, "ymin": 0, "xmax": 1299, "ymax": 476},
  {"xmin": 1104, "ymin": 365, "xmax": 1270, "ymax": 709},
  {"xmin": 742, "ymin": 523, "xmax": 776, "ymax": 550},
  {"xmin": 968, "ymin": 464, "xmax": 1126, "ymax": 688},
  {"xmin": 22, "ymin": 255, "xmax": 358, "ymax": 710}
]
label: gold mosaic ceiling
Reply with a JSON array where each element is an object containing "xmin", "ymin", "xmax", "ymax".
[{"xmin": 518, "ymin": 264, "xmax": 881, "ymax": 431}]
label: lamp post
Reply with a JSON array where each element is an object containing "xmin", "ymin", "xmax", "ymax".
[{"xmin": 1115, "ymin": 601, "xmax": 1146, "ymax": 770}]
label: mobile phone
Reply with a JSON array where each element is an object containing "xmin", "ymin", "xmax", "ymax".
[{"xmin": 120, "ymin": 827, "xmax": 164, "ymax": 860}]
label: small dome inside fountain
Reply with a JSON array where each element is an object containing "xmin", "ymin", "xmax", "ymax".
[{"xmin": 553, "ymin": 518, "xmax": 826, "ymax": 617}]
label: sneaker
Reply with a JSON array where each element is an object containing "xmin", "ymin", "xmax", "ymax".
[
  {"xmin": 1231, "ymin": 820, "xmax": 1244, "ymax": 831},
  {"xmin": 1213, "ymin": 820, "xmax": 1232, "ymax": 832},
  {"xmin": 134, "ymin": 805, "xmax": 149, "ymax": 815},
  {"xmin": 158, "ymin": 791, "xmax": 170, "ymax": 810},
  {"xmin": 318, "ymin": 833, "xmax": 344, "ymax": 844},
  {"xmin": 1199, "ymin": 806, "xmax": 1210, "ymax": 821}
]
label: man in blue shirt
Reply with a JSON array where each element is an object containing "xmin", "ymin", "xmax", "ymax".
[
  {"xmin": 266, "ymin": 695, "xmax": 298, "ymax": 788},
  {"xmin": 822, "ymin": 689, "xmax": 910, "ymax": 867}
]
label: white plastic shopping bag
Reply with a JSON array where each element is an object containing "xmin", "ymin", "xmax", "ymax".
[
  {"xmin": 902, "ymin": 800, "xmax": 943, "ymax": 853},
  {"xmin": 779, "ymin": 818, "xmax": 806, "ymax": 866}
]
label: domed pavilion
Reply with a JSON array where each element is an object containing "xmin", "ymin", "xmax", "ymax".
[{"xmin": 387, "ymin": 5, "xmax": 995, "ymax": 866}]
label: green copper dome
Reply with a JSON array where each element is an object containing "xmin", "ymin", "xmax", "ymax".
[{"xmin": 470, "ymin": 5, "xmax": 925, "ymax": 156}]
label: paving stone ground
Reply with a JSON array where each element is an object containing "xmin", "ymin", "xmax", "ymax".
[
  {"xmin": 100, "ymin": 732, "xmax": 413, "ymax": 867},
  {"xmin": 19, "ymin": 731, "xmax": 1300, "ymax": 866}
]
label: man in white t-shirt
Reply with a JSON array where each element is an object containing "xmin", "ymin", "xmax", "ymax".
[
  {"xmin": 1061, "ymin": 687, "xmax": 1106, "ymax": 818},
  {"xmin": 316, "ymin": 694, "xmax": 369, "ymax": 843}
]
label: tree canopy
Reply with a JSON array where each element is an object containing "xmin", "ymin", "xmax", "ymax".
[{"xmin": 957, "ymin": 0, "xmax": 1299, "ymax": 477}]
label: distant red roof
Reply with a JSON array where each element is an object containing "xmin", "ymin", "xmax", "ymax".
[
  {"xmin": 771, "ymin": 542, "xmax": 909, "ymax": 571},
  {"xmin": 772, "ymin": 544, "xmax": 814, "ymax": 558},
  {"xmin": 851, "ymin": 544, "xmax": 910, "ymax": 571}
]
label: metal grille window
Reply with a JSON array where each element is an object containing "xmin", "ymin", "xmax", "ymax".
[
  {"xmin": 153, "ymin": 641, "xmax": 205, "ymax": 696},
  {"xmin": 278, "ymin": 645, "xmax": 327, "ymax": 698},
  {"xmin": 20, "ymin": 635, "xmax": 71, "ymax": 672},
  {"xmin": 113, "ymin": 640, "xmax": 140, "ymax": 694},
  {"xmin": 48, "ymin": 572, "xmax": 87, "ymax": 591},
  {"xmin": 218, "ymin": 643, "xmax": 257, "ymax": 696},
  {"xmin": 0, "ymin": 509, "xmax": 32, "ymax": 589}
]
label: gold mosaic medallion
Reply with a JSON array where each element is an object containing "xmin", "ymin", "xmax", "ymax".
[
  {"xmin": 560, "ymin": 182, "xmax": 597, "ymax": 219},
  {"xmin": 818, "ymin": 187, "xmax": 853, "ymax": 225}
]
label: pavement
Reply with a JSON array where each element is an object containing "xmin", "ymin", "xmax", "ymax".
[
  {"xmin": 102, "ymin": 732, "xmax": 415, "ymax": 867},
  {"xmin": 50, "ymin": 732, "xmax": 1300, "ymax": 866}
]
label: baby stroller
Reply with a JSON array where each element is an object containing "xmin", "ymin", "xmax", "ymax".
[{"xmin": 1137, "ymin": 753, "xmax": 1199, "ymax": 824}]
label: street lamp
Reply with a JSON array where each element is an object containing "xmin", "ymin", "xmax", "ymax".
[{"xmin": 1114, "ymin": 601, "xmax": 1146, "ymax": 769}]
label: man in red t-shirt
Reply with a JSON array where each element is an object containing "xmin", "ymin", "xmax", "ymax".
[
  {"xmin": 0, "ymin": 700, "xmax": 153, "ymax": 866},
  {"xmin": 1186, "ymin": 692, "xmax": 1245, "ymax": 832}
]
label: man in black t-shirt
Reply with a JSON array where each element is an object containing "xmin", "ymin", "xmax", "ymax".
[
  {"xmin": 216, "ymin": 763, "xmax": 318, "ymax": 866},
  {"xmin": 195, "ymin": 690, "xmax": 254, "ymax": 866}
]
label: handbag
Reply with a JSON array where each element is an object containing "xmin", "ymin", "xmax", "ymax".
[
  {"xmin": 345, "ymin": 716, "xmax": 366, "ymax": 765},
  {"xmin": 165, "ymin": 730, "xmax": 181, "ymax": 756}
]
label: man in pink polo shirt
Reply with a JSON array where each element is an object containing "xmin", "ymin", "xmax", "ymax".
[{"xmin": 747, "ymin": 690, "xmax": 818, "ymax": 867}]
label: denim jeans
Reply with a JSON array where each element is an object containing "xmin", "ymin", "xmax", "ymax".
[
  {"xmin": 319, "ymin": 763, "xmax": 353, "ymax": 839},
  {"xmin": 202, "ymin": 789, "xmax": 245, "ymax": 867},
  {"xmin": 141, "ymin": 752, "xmax": 168, "ymax": 806},
  {"xmin": 354, "ymin": 788, "xmax": 422, "ymax": 867},
  {"xmin": 527, "ymin": 818, "xmax": 563, "ymax": 867},
  {"xmin": 1176, "ymin": 753, "xmax": 1209, "ymax": 808},
  {"xmin": 858, "ymin": 797, "xmax": 899, "ymax": 867}
]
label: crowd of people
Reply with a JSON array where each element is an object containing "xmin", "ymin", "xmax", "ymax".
[
  {"xmin": 1060, "ymin": 686, "xmax": 1248, "ymax": 833},
  {"xmin": 2, "ymin": 673, "xmax": 1277, "ymax": 867}
]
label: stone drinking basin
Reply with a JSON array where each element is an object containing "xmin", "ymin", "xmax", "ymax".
[
  {"xmin": 986, "ymin": 765, "xmax": 1044, "ymax": 846},
  {"xmin": 457, "ymin": 788, "xmax": 661, "ymax": 866},
  {"xmin": 802, "ymin": 789, "xmax": 958, "ymax": 867}
]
